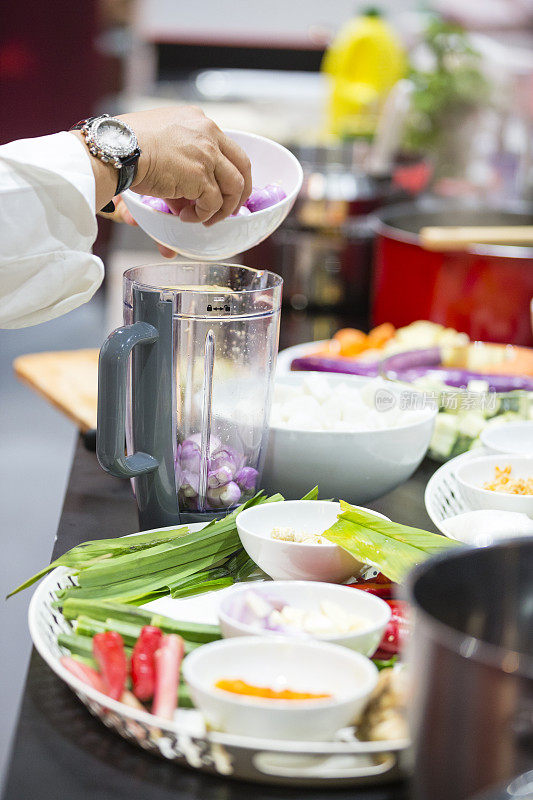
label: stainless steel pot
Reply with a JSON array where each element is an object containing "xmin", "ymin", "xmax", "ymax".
[{"xmin": 406, "ymin": 540, "xmax": 533, "ymax": 800}]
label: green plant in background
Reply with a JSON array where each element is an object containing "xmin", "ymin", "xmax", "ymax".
[{"xmin": 404, "ymin": 17, "xmax": 490, "ymax": 176}]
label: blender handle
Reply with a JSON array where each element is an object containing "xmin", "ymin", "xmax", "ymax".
[{"xmin": 97, "ymin": 321, "xmax": 160, "ymax": 478}]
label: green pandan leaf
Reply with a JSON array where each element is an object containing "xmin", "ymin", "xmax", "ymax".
[
  {"xmin": 339, "ymin": 501, "xmax": 460, "ymax": 554},
  {"xmin": 322, "ymin": 518, "xmax": 425, "ymax": 584}
]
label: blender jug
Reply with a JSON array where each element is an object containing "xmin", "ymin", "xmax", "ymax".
[{"xmin": 97, "ymin": 262, "xmax": 282, "ymax": 529}]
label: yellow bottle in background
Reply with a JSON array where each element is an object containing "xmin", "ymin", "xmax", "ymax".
[{"xmin": 321, "ymin": 7, "xmax": 406, "ymax": 139}]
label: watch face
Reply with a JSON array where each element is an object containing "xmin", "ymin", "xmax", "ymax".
[{"xmin": 92, "ymin": 117, "xmax": 137, "ymax": 158}]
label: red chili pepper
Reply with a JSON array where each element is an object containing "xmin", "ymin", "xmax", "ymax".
[
  {"xmin": 92, "ymin": 631, "xmax": 128, "ymax": 700},
  {"xmin": 372, "ymin": 572, "xmax": 392, "ymax": 584},
  {"xmin": 348, "ymin": 581, "xmax": 395, "ymax": 600},
  {"xmin": 347, "ymin": 572, "xmax": 397, "ymax": 599},
  {"xmin": 131, "ymin": 625, "xmax": 163, "ymax": 701},
  {"xmin": 373, "ymin": 599, "xmax": 410, "ymax": 659}
]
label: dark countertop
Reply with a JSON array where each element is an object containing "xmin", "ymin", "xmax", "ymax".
[{"xmin": 2, "ymin": 437, "xmax": 438, "ymax": 800}]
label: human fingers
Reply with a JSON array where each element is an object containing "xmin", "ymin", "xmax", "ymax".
[
  {"xmin": 179, "ymin": 178, "xmax": 223, "ymax": 223},
  {"xmin": 97, "ymin": 196, "xmax": 137, "ymax": 226},
  {"xmin": 165, "ymin": 198, "xmax": 193, "ymax": 215},
  {"xmin": 218, "ymin": 135, "xmax": 252, "ymax": 208},
  {"xmin": 157, "ymin": 243, "xmax": 177, "ymax": 258},
  {"xmin": 203, "ymin": 155, "xmax": 245, "ymax": 226}
]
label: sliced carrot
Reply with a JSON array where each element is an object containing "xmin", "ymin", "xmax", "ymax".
[
  {"xmin": 215, "ymin": 679, "xmax": 331, "ymax": 701},
  {"xmin": 367, "ymin": 322, "xmax": 396, "ymax": 348},
  {"xmin": 484, "ymin": 346, "xmax": 533, "ymax": 377},
  {"xmin": 333, "ymin": 328, "xmax": 368, "ymax": 357}
]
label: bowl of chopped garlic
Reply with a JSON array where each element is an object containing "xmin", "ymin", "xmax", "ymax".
[
  {"xmin": 235, "ymin": 500, "xmax": 389, "ymax": 582},
  {"xmin": 455, "ymin": 454, "xmax": 533, "ymax": 517}
]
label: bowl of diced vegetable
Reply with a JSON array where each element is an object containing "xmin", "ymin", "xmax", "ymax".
[
  {"xmin": 381, "ymin": 344, "xmax": 533, "ymax": 463},
  {"xmin": 262, "ymin": 373, "xmax": 437, "ymax": 503},
  {"xmin": 122, "ymin": 129, "xmax": 303, "ymax": 260},
  {"xmin": 282, "ymin": 322, "xmax": 533, "ymax": 464}
]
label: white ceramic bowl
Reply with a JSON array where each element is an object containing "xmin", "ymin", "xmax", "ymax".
[
  {"xmin": 455, "ymin": 454, "xmax": 533, "ymax": 517},
  {"xmin": 262, "ymin": 374, "xmax": 437, "ymax": 503},
  {"xmin": 480, "ymin": 421, "xmax": 533, "ymax": 456},
  {"xmin": 182, "ymin": 636, "xmax": 378, "ymax": 741},
  {"xmin": 217, "ymin": 580, "xmax": 391, "ymax": 657},
  {"xmin": 122, "ymin": 130, "xmax": 303, "ymax": 260},
  {"xmin": 236, "ymin": 500, "xmax": 387, "ymax": 583}
]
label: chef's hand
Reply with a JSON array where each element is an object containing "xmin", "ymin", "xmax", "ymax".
[
  {"xmin": 98, "ymin": 196, "xmax": 177, "ymax": 258},
  {"xmin": 119, "ymin": 106, "xmax": 252, "ymax": 226}
]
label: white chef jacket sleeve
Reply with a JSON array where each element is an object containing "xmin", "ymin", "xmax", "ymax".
[{"xmin": 0, "ymin": 131, "xmax": 104, "ymax": 328}]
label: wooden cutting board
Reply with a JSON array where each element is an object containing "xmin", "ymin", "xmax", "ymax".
[{"xmin": 13, "ymin": 349, "xmax": 99, "ymax": 432}]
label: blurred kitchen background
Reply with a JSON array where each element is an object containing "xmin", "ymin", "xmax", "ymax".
[{"xmin": 1, "ymin": 0, "xmax": 533, "ymax": 780}]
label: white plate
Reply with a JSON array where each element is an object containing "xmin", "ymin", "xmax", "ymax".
[
  {"xmin": 28, "ymin": 523, "xmax": 409, "ymax": 787},
  {"xmin": 276, "ymin": 341, "xmax": 325, "ymax": 374},
  {"xmin": 480, "ymin": 420, "xmax": 533, "ymax": 455}
]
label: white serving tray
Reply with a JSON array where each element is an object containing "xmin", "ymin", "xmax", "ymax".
[{"xmin": 28, "ymin": 527, "xmax": 409, "ymax": 788}]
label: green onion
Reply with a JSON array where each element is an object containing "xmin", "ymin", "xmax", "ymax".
[
  {"xmin": 61, "ymin": 598, "xmax": 221, "ymax": 642},
  {"xmin": 178, "ymin": 683, "xmax": 194, "ymax": 708},
  {"xmin": 373, "ymin": 655, "xmax": 398, "ymax": 671},
  {"xmin": 57, "ymin": 632, "xmax": 135, "ymax": 659}
]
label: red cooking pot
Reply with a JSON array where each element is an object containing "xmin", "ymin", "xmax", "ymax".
[{"xmin": 372, "ymin": 201, "xmax": 533, "ymax": 346}]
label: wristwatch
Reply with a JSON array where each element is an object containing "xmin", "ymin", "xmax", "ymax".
[{"xmin": 71, "ymin": 114, "xmax": 141, "ymax": 212}]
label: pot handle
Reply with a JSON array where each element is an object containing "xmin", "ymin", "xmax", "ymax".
[{"xmin": 97, "ymin": 321, "xmax": 160, "ymax": 478}]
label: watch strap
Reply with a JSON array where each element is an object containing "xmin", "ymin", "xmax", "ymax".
[
  {"xmin": 115, "ymin": 148, "xmax": 141, "ymax": 195},
  {"xmin": 71, "ymin": 116, "xmax": 140, "ymax": 212},
  {"xmin": 71, "ymin": 116, "xmax": 97, "ymax": 131}
]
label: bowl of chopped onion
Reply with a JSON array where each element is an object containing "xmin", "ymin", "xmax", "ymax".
[
  {"xmin": 455, "ymin": 454, "xmax": 533, "ymax": 517},
  {"xmin": 217, "ymin": 580, "xmax": 391, "ymax": 657},
  {"xmin": 122, "ymin": 130, "xmax": 303, "ymax": 260}
]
